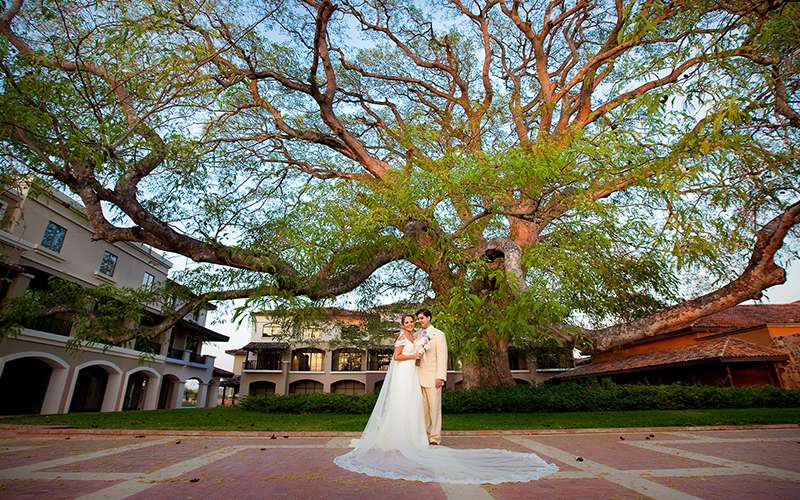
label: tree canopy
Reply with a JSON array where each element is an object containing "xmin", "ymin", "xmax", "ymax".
[{"xmin": 1, "ymin": 0, "xmax": 798, "ymax": 385}]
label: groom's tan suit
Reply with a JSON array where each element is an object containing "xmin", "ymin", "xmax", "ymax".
[{"xmin": 417, "ymin": 325, "xmax": 447, "ymax": 444}]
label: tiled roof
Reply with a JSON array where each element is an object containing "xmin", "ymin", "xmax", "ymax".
[
  {"xmin": 175, "ymin": 319, "xmax": 229, "ymax": 342},
  {"xmin": 687, "ymin": 302, "xmax": 800, "ymax": 330},
  {"xmin": 553, "ymin": 337, "xmax": 788, "ymax": 380},
  {"xmin": 213, "ymin": 366, "xmax": 234, "ymax": 378},
  {"xmin": 225, "ymin": 342, "xmax": 288, "ymax": 354},
  {"xmin": 253, "ymin": 307, "xmax": 371, "ymax": 319}
]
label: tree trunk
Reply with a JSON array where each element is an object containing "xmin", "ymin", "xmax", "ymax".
[{"xmin": 461, "ymin": 333, "xmax": 514, "ymax": 388}]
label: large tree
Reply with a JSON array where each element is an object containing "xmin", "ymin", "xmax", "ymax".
[{"xmin": 1, "ymin": 0, "xmax": 798, "ymax": 386}]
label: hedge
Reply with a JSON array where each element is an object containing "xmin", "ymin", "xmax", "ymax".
[{"xmin": 239, "ymin": 381, "xmax": 800, "ymax": 414}]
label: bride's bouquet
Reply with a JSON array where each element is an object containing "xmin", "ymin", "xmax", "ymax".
[{"xmin": 414, "ymin": 330, "xmax": 431, "ymax": 366}]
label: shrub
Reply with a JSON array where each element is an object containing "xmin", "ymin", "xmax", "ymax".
[{"xmin": 239, "ymin": 381, "xmax": 800, "ymax": 414}]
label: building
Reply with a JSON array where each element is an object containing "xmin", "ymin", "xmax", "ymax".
[
  {"xmin": 225, "ymin": 308, "xmax": 574, "ymax": 399},
  {"xmin": 0, "ymin": 181, "xmax": 229, "ymax": 415},
  {"xmin": 552, "ymin": 302, "xmax": 800, "ymax": 388}
]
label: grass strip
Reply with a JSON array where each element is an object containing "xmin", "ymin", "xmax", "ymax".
[{"xmin": 2, "ymin": 407, "xmax": 798, "ymax": 432}]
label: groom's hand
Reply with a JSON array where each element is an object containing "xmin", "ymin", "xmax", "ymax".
[{"xmin": 435, "ymin": 379, "xmax": 445, "ymax": 388}]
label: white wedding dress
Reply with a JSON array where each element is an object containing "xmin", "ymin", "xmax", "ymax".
[{"xmin": 334, "ymin": 336, "xmax": 558, "ymax": 484}]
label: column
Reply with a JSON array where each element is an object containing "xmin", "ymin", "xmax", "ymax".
[
  {"xmin": 41, "ymin": 366, "xmax": 69, "ymax": 414},
  {"xmin": 280, "ymin": 360, "xmax": 290, "ymax": 395},
  {"xmin": 101, "ymin": 372, "xmax": 123, "ymax": 412},
  {"xmin": 173, "ymin": 380, "xmax": 186, "ymax": 408},
  {"xmin": 196, "ymin": 382, "xmax": 208, "ymax": 408},
  {"xmin": 2, "ymin": 272, "xmax": 34, "ymax": 303},
  {"xmin": 206, "ymin": 380, "xmax": 220, "ymax": 408},
  {"xmin": 143, "ymin": 376, "xmax": 160, "ymax": 410}
]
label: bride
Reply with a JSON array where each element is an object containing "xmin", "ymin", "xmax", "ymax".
[{"xmin": 334, "ymin": 314, "xmax": 558, "ymax": 484}]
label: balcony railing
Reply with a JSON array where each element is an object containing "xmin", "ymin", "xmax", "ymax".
[
  {"xmin": 244, "ymin": 359, "xmax": 281, "ymax": 370},
  {"xmin": 188, "ymin": 351, "xmax": 206, "ymax": 364},
  {"xmin": 167, "ymin": 348, "xmax": 185, "ymax": 360},
  {"xmin": 24, "ymin": 316, "xmax": 73, "ymax": 336},
  {"xmin": 134, "ymin": 339, "xmax": 162, "ymax": 355}
]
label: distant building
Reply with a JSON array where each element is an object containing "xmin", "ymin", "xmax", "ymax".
[
  {"xmin": 0, "ymin": 182, "xmax": 229, "ymax": 414},
  {"xmin": 224, "ymin": 307, "xmax": 573, "ymax": 400},
  {"xmin": 552, "ymin": 303, "xmax": 800, "ymax": 388}
]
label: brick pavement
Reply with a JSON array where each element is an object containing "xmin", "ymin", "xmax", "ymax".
[{"xmin": 0, "ymin": 426, "xmax": 798, "ymax": 499}]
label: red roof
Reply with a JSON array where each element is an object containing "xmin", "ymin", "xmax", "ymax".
[
  {"xmin": 553, "ymin": 337, "xmax": 788, "ymax": 380},
  {"xmin": 687, "ymin": 302, "xmax": 800, "ymax": 330}
]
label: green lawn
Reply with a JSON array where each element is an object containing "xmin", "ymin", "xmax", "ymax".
[{"xmin": 2, "ymin": 407, "xmax": 799, "ymax": 432}]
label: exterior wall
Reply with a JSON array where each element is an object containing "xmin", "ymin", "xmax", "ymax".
[
  {"xmin": 0, "ymin": 183, "xmax": 226, "ymax": 414},
  {"xmin": 595, "ymin": 333, "xmax": 703, "ymax": 361},
  {"xmin": 771, "ymin": 333, "xmax": 800, "ymax": 389},
  {"xmin": 1, "ymin": 184, "xmax": 171, "ymax": 289},
  {"xmin": 236, "ymin": 312, "xmax": 562, "ymax": 396},
  {"xmin": 0, "ymin": 329, "xmax": 216, "ymax": 413}
]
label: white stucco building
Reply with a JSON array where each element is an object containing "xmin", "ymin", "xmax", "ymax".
[{"xmin": 0, "ymin": 181, "xmax": 228, "ymax": 414}]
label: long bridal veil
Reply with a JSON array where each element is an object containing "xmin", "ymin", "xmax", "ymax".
[{"xmin": 334, "ymin": 350, "xmax": 558, "ymax": 484}]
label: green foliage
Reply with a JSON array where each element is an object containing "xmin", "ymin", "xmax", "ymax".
[
  {"xmin": 240, "ymin": 391, "xmax": 379, "ymax": 414},
  {"xmin": 240, "ymin": 382, "xmax": 800, "ymax": 414},
  {"xmin": 0, "ymin": 0, "xmax": 797, "ymax": 376},
  {"xmin": 0, "ymin": 276, "xmax": 185, "ymax": 349}
]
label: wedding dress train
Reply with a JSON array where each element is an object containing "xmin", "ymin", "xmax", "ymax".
[{"xmin": 334, "ymin": 337, "xmax": 558, "ymax": 484}]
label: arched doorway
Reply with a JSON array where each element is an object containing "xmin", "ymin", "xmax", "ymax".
[
  {"xmin": 69, "ymin": 366, "xmax": 109, "ymax": 412},
  {"xmin": 0, "ymin": 358, "xmax": 52, "ymax": 415},
  {"xmin": 122, "ymin": 369, "xmax": 160, "ymax": 411},
  {"xmin": 249, "ymin": 381, "xmax": 276, "ymax": 397},
  {"xmin": 158, "ymin": 374, "xmax": 181, "ymax": 409}
]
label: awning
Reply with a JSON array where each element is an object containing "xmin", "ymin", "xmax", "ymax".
[{"xmin": 551, "ymin": 337, "xmax": 788, "ymax": 381}]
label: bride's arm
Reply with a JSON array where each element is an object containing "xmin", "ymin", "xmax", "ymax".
[{"xmin": 392, "ymin": 343, "xmax": 423, "ymax": 361}]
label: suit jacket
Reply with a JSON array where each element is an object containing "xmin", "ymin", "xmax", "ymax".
[{"xmin": 417, "ymin": 325, "xmax": 447, "ymax": 388}]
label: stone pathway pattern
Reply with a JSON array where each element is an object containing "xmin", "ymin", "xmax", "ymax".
[{"xmin": 0, "ymin": 427, "xmax": 798, "ymax": 499}]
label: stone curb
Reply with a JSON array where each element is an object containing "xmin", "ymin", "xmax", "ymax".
[{"xmin": 0, "ymin": 423, "xmax": 797, "ymax": 438}]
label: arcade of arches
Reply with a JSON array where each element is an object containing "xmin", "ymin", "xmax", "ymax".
[{"xmin": 0, "ymin": 352, "xmax": 222, "ymax": 415}]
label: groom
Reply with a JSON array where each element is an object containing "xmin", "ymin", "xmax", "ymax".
[{"xmin": 416, "ymin": 308, "xmax": 447, "ymax": 445}]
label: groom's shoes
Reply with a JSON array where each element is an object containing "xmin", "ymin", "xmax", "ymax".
[{"xmin": 429, "ymin": 441, "xmax": 440, "ymax": 446}]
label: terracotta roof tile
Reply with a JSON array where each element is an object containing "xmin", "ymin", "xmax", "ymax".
[
  {"xmin": 553, "ymin": 337, "xmax": 788, "ymax": 380},
  {"xmin": 688, "ymin": 303, "xmax": 800, "ymax": 329},
  {"xmin": 225, "ymin": 342, "xmax": 288, "ymax": 354}
]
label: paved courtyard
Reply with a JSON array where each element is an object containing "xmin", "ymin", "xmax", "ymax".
[{"xmin": 0, "ymin": 425, "xmax": 798, "ymax": 499}]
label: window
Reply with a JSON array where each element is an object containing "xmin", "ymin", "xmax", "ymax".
[
  {"xmin": 289, "ymin": 380, "xmax": 323, "ymax": 394},
  {"xmin": 291, "ymin": 349, "xmax": 324, "ymax": 371},
  {"xmin": 0, "ymin": 200, "xmax": 7, "ymax": 220},
  {"xmin": 303, "ymin": 325, "xmax": 324, "ymax": 340},
  {"xmin": 98, "ymin": 251, "xmax": 118, "ymax": 276},
  {"xmin": 41, "ymin": 221, "xmax": 67, "ymax": 252},
  {"xmin": 367, "ymin": 348, "xmax": 393, "ymax": 371},
  {"xmin": 142, "ymin": 272, "xmax": 155, "ymax": 288},
  {"xmin": 262, "ymin": 323, "xmax": 281, "ymax": 337},
  {"xmin": 249, "ymin": 381, "xmax": 275, "ymax": 397},
  {"xmin": 331, "ymin": 380, "xmax": 365, "ymax": 395},
  {"xmin": 332, "ymin": 349, "xmax": 364, "ymax": 371}
]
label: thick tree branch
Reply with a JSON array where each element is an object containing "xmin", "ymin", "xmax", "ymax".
[{"xmin": 589, "ymin": 200, "xmax": 800, "ymax": 351}]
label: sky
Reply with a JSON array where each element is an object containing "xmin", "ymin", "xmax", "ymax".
[{"xmin": 197, "ymin": 260, "xmax": 800, "ymax": 372}]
